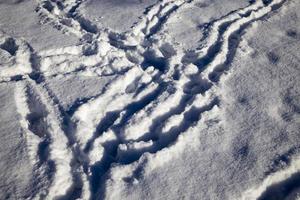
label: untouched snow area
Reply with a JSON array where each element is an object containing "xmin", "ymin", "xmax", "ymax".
[{"xmin": 0, "ymin": 0, "xmax": 299, "ymax": 199}]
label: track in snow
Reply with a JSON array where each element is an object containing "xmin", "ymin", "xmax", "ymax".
[{"xmin": 0, "ymin": 0, "xmax": 297, "ymax": 199}]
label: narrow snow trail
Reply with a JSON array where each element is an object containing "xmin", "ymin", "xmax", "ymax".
[
  {"xmin": 15, "ymin": 81, "xmax": 74, "ymax": 199},
  {"xmin": 0, "ymin": 0, "xmax": 298, "ymax": 199},
  {"xmin": 38, "ymin": 37, "xmax": 133, "ymax": 77},
  {"xmin": 115, "ymin": 0, "xmax": 190, "ymax": 47},
  {"xmin": 184, "ymin": 0, "xmax": 286, "ymax": 73},
  {"xmin": 72, "ymin": 67, "xmax": 151, "ymax": 150},
  {"xmin": 183, "ymin": 0, "xmax": 265, "ymax": 64},
  {"xmin": 201, "ymin": 0, "xmax": 287, "ymax": 81},
  {"xmin": 35, "ymin": 0, "xmax": 97, "ymax": 37}
]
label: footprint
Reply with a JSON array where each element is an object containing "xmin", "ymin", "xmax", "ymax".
[{"xmin": 0, "ymin": 37, "xmax": 18, "ymax": 56}]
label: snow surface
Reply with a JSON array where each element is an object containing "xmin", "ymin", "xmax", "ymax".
[{"xmin": 0, "ymin": 0, "xmax": 299, "ymax": 199}]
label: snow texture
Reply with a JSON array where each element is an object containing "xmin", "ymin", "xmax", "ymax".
[{"xmin": 0, "ymin": 0, "xmax": 299, "ymax": 199}]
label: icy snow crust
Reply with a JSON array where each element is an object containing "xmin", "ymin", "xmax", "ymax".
[{"xmin": 0, "ymin": 0, "xmax": 299, "ymax": 199}]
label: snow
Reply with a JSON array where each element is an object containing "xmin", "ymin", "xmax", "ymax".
[
  {"xmin": 0, "ymin": 0, "xmax": 78, "ymax": 51},
  {"xmin": 0, "ymin": 0, "xmax": 299, "ymax": 199},
  {"xmin": 0, "ymin": 83, "xmax": 34, "ymax": 199}
]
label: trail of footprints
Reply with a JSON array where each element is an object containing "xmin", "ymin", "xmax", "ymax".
[{"xmin": 0, "ymin": 0, "xmax": 296, "ymax": 199}]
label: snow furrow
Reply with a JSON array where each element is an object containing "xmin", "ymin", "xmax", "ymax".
[
  {"xmin": 182, "ymin": 0, "xmax": 264, "ymax": 65},
  {"xmin": 35, "ymin": 0, "xmax": 100, "ymax": 38},
  {"xmin": 109, "ymin": 0, "xmax": 189, "ymax": 48},
  {"xmin": 84, "ymin": 81, "xmax": 162, "ymax": 153},
  {"xmin": 114, "ymin": 79, "xmax": 218, "ymax": 163},
  {"xmin": 72, "ymin": 67, "xmax": 144, "ymax": 148},
  {"xmin": 101, "ymin": 105, "xmax": 222, "ymax": 200},
  {"xmin": 37, "ymin": 37, "xmax": 134, "ymax": 77},
  {"xmin": 66, "ymin": 66, "xmax": 163, "ymax": 197},
  {"xmin": 14, "ymin": 82, "xmax": 47, "ymax": 199},
  {"xmin": 14, "ymin": 80, "xmax": 74, "ymax": 199},
  {"xmin": 201, "ymin": 0, "xmax": 287, "ymax": 81},
  {"xmin": 119, "ymin": 74, "xmax": 190, "ymax": 142},
  {"xmin": 37, "ymin": 80, "xmax": 92, "ymax": 199},
  {"xmin": 75, "ymin": 78, "xmax": 164, "ymax": 197},
  {"xmin": 35, "ymin": 0, "xmax": 85, "ymax": 37},
  {"xmin": 85, "ymin": 69, "xmax": 212, "ymax": 195},
  {"xmin": 15, "ymin": 83, "xmax": 41, "ymax": 166},
  {"xmin": 118, "ymin": 97, "xmax": 219, "ymax": 165}
]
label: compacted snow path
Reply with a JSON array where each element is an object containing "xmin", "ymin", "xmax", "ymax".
[{"xmin": 0, "ymin": 0, "xmax": 299, "ymax": 199}]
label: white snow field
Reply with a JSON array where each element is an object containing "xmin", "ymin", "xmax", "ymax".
[{"xmin": 0, "ymin": 0, "xmax": 299, "ymax": 199}]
